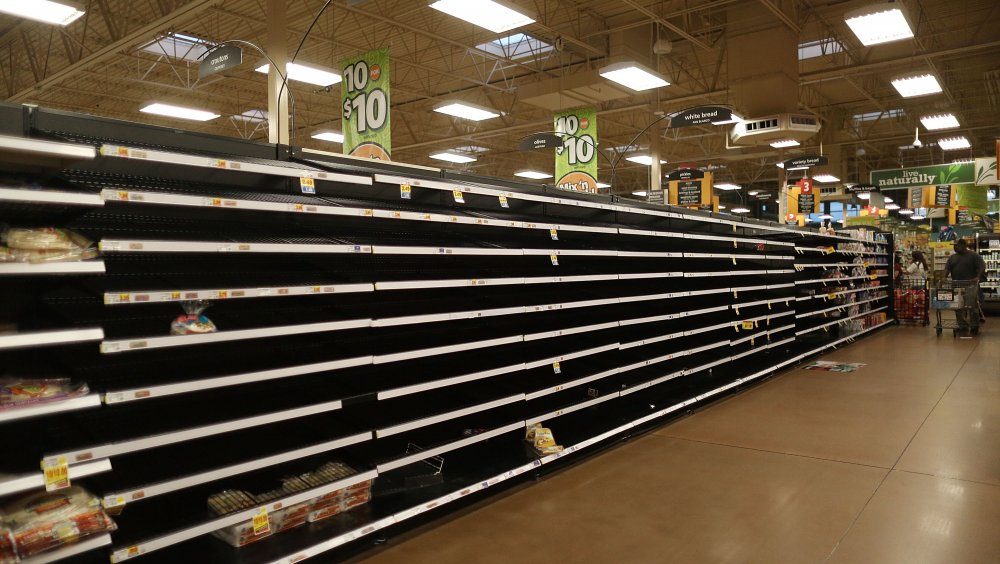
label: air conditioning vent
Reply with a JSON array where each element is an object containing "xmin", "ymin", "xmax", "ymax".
[{"xmin": 730, "ymin": 113, "xmax": 821, "ymax": 145}]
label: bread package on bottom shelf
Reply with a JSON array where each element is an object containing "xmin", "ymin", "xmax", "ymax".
[
  {"xmin": 0, "ymin": 228, "xmax": 98, "ymax": 263},
  {"xmin": 0, "ymin": 518, "xmax": 15, "ymax": 564},
  {"xmin": 0, "ymin": 378, "xmax": 89, "ymax": 412},
  {"xmin": 525, "ymin": 423, "xmax": 564, "ymax": 456},
  {"xmin": 1, "ymin": 487, "xmax": 116, "ymax": 560},
  {"xmin": 208, "ymin": 461, "xmax": 375, "ymax": 548}
]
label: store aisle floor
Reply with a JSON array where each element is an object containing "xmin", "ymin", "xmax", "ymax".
[{"xmin": 359, "ymin": 326, "xmax": 1000, "ymax": 564}]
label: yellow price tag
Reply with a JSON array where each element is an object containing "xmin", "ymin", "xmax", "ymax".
[
  {"xmin": 733, "ymin": 240, "xmax": 738, "ymax": 249},
  {"xmin": 550, "ymin": 229, "xmax": 558, "ymax": 241},
  {"xmin": 41, "ymin": 456, "xmax": 70, "ymax": 492},
  {"xmin": 863, "ymin": 261, "xmax": 871, "ymax": 268},
  {"xmin": 742, "ymin": 321, "xmax": 754, "ymax": 330},
  {"xmin": 252, "ymin": 507, "xmax": 271, "ymax": 536},
  {"xmin": 453, "ymin": 190, "xmax": 465, "ymax": 203},
  {"xmin": 400, "ymin": 184, "xmax": 412, "ymax": 199},
  {"xmin": 735, "ymin": 306, "xmax": 740, "ymax": 315},
  {"xmin": 733, "ymin": 290, "xmax": 738, "ymax": 299},
  {"xmin": 825, "ymin": 246, "xmax": 835, "ymax": 254},
  {"xmin": 117, "ymin": 146, "xmax": 130, "ymax": 157},
  {"xmin": 552, "ymin": 362, "xmax": 561, "ymax": 374},
  {"xmin": 750, "ymin": 337, "xmax": 755, "ymax": 346},
  {"xmin": 299, "ymin": 177, "xmax": 316, "ymax": 194},
  {"xmin": 550, "ymin": 254, "xmax": 559, "ymax": 266},
  {"xmin": 499, "ymin": 195, "xmax": 509, "ymax": 208},
  {"xmin": 828, "ymin": 293, "xmax": 837, "ymax": 300},
  {"xmin": 732, "ymin": 257, "xmax": 737, "ymax": 265},
  {"xmin": 870, "ymin": 274, "xmax": 878, "ymax": 280}
]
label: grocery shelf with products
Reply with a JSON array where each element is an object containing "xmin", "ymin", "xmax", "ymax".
[
  {"xmin": 977, "ymin": 234, "xmax": 1000, "ymax": 302},
  {"xmin": 0, "ymin": 106, "xmax": 895, "ymax": 564}
]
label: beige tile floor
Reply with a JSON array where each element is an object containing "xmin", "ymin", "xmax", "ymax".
[{"xmin": 360, "ymin": 325, "xmax": 1000, "ymax": 564}]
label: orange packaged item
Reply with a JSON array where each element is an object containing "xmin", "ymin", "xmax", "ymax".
[{"xmin": 2, "ymin": 487, "xmax": 116, "ymax": 559}]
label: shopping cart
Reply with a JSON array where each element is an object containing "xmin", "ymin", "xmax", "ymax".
[
  {"xmin": 931, "ymin": 279, "xmax": 981, "ymax": 337},
  {"xmin": 895, "ymin": 276, "xmax": 929, "ymax": 326}
]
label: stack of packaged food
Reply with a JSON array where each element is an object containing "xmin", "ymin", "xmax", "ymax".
[
  {"xmin": 0, "ymin": 487, "xmax": 116, "ymax": 561},
  {"xmin": 208, "ymin": 461, "xmax": 374, "ymax": 548},
  {"xmin": 526, "ymin": 424, "xmax": 564, "ymax": 456},
  {"xmin": 0, "ymin": 378, "xmax": 89, "ymax": 414},
  {"xmin": 0, "ymin": 228, "xmax": 98, "ymax": 263}
]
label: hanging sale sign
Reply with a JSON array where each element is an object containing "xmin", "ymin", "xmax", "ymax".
[
  {"xmin": 341, "ymin": 48, "xmax": 391, "ymax": 160},
  {"xmin": 554, "ymin": 107, "xmax": 598, "ymax": 193}
]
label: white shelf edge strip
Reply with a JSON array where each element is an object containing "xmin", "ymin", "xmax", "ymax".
[
  {"xmin": 54, "ymin": 400, "xmax": 345, "ymax": 464},
  {"xmin": 104, "ymin": 283, "xmax": 375, "ymax": 305},
  {"xmin": 101, "ymin": 145, "xmax": 372, "ymax": 185},
  {"xmin": 99, "ymin": 240, "xmax": 371, "ymax": 254},
  {"xmin": 0, "ymin": 458, "xmax": 112, "ymax": 497},
  {"xmin": 0, "ymin": 327, "xmax": 104, "ymax": 350},
  {"xmin": 0, "ymin": 261, "xmax": 106, "ymax": 275},
  {"xmin": 374, "ymin": 335, "xmax": 523, "ymax": 365},
  {"xmin": 526, "ymin": 392, "xmax": 621, "ymax": 426},
  {"xmin": 24, "ymin": 533, "xmax": 112, "ymax": 564},
  {"xmin": 109, "ymin": 470, "xmax": 379, "ymax": 562},
  {"xmin": 0, "ymin": 186, "xmax": 104, "ymax": 206},
  {"xmin": 371, "ymin": 175, "xmax": 882, "ymax": 244},
  {"xmin": 525, "ymin": 367, "xmax": 622, "ymax": 401},
  {"xmin": 106, "ymin": 356, "xmax": 373, "ymax": 404},
  {"xmin": 377, "ymin": 395, "xmax": 524, "ymax": 438},
  {"xmin": 101, "ymin": 319, "xmax": 371, "ymax": 353},
  {"xmin": 102, "ymin": 432, "xmax": 372, "ymax": 507},
  {"xmin": 0, "ymin": 394, "xmax": 101, "ymax": 423},
  {"xmin": 378, "ymin": 363, "xmax": 526, "ymax": 400},
  {"xmin": 377, "ymin": 421, "xmax": 525, "ymax": 473},
  {"xmin": 524, "ymin": 343, "xmax": 620, "ymax": 370},
  {"xmin": 0, "ymin": 135, "xmax": 96, "ymax": 159}
]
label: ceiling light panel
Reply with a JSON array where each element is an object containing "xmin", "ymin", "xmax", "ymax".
[
  {"xmin": 139, "ymin": 103, "xmax": 220, "ymax": 122},
  {"xmin": 255, "ymin": 63, "xmax": 341, "ymax": 87},
  {"xmin": 0, "ymin": 0, "xmax": 85, "ymax": 25},
  {"xmin": 429, "ymin": 0, "xmax": 535, "ymax": 34},
  {"xmin": 844, "ymin": 3, "xmax": 914, "ymax": 46},
  {"xmin": 433, "ymin": 101, "xmax": 501, "ymax": 121},
  {"xmin": 430, "ymin": 152, "xmax": 477, "ymax": 164},
  {"xmin": 891, "ymin": 74, "xmax": 942, "ymax": 98},
  {"xmin": 938, "ymin": 136, "xmax": 971, "ymax": 151},
  {"xmin": 599, "ymin": 62, "xmax": 670, "ymax": 91},
  {"xmin": 769, "ymin": 139, "xmax": 800, "ymax": 148},
  {"xmin": 311, "ymin": 131, "xmax": 344, "ymax": 143},
  {"xmin": 920, "ymin": 113, "xmax": 960, "ymax": 130},
  {"xmin": 514, "ymin": 170, "xmax": 552, "ymax": 179}
]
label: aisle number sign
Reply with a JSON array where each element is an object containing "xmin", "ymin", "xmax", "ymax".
[
  {"xmin": 554, "ymin": 107, "xmax": 598, "ymax": 193},
  {"xmin": 341, "ymin": 48, "xmax": 391, "ymax": 160},
  {"xmin": 788, "ymin": 178, "xmax": 819, "ymax": 215}
]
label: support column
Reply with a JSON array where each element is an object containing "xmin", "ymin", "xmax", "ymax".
[
  {"xmin": 649, "ymin": 121, "xmax": 662, "ymax": 195},
  {"xmin": 778, "ymin": 149, "xmax": 787, "ymax": 219},
  {"xmin": 267, "ymin": 0, "xmax": 289, "ymax": 145}
]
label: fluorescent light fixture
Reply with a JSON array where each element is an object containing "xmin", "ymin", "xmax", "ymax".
[
  {"xmin": 454, "ymin": 145, "xmax": 490, "ymax": 153},
  {"xmin": 857, "ymin": 192, "xmax": 871, "ymax": 200},
  {"xmin": 844, "ymin": 2, "xmax": 914, "ymax": 46},
  {"xmin": 891, "ymin": 73, "xmax": 942, "ymax": 98},
  {"xmin": 770, "ymin": 139, "xmax": 800, "ymax": 148},
  {"xmin": 718, "ymin": 205, "xmax": 727, "ymax": 210},
  {"xmin": 813, "ymin": 174, "xmax": 840, "ymax": 183},
  {"xmin": 748, "ymin": 190, "xmax": 760, "ymax": 196},
  {"xmin": 921, "ymin": 113, "xmax": 960, "ymax": 130},
  {"xmin": 820, "ymin": 214, "xmax": 833, "ymax": 219},
  {"xmin": 951, "ymin": 158, "xmax": 974, "ymax": 164},
  {"xmin": 514, "ymin": 170, "xmax": 552, "ymax": 179},
  {"xmin": 311, "ymin": 131, "xmax": 344, "ymax": 143},
  {"xmin": 139, "ymin": 103, "xmax": 220, "ymax": 122},
  {"xmin": 715, "ymin": 183, "xmax": 742, "ymax": 191},
  {"xmin": 938, "ymin": 136, "xmax": 971, "ymax": 151},
  {"xmin": 430, "ymin": 152, "xmax": 477, "ymax": 164},
  {"xmin": 232, "ymin": 109, "xmax": 267, "ymax": 123},
  {"xmin": 596, "ymin": 182, "xmax": 611, "ymax": 189},
  {"xmin": 631, "ymin": 190, "xmax": 648, "ymax": 197},
  {"xmin": 711, "ymin": 112, "xmax": 743, "ymax": 125},
  {"xmin": 599, "ymin": 61, "xmax": 670, "ymax": 91},
  {"xmin": 429, "ymin": 0, "xmax": 535, "ymax": 33},
  {"xmin": 731, "ymin": 207, "xmax": 751, "ymax": 214},
  {"xmin": 433, "ymin": 101, "xmax": 501, "ymax": 121},
  {"xmin": 898, "ymin": 208, "xmax": 914, "ymax": 215},
  {"xmin": 885, "ymin": 203, "xmax": 900, "ymax": 210},
  {"xmin": 910, "ymin": 213, "xmax": 926, "ymax": 220},
  {"xmin": 884, "ymin": 197, "xmax": 894, "ymax": 203},
  {"xmin": 625, "ymin": 155, "xmax": 667, "ymax": 166},
  {"xmin": 0, "ymin": 0, "xmax": 85, "ymax": 25},
  {"xmin": 255, "ymin": 62, "xmax": 341, "ymax": 87}
]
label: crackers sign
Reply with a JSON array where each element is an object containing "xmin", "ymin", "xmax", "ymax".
[
  {"xmin": 554, "ymin": 107, "xmax": 598, "ymax": 193},
  {"xmin": 341, "ymin": 48, "xmax": 391, "ymax": 160},
  {"xmin": 198, "ymin": 45, "xmax": 242, "ymax": 79}
]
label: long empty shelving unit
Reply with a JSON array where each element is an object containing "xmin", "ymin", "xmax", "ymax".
[{"xmin": 0, "ymin": 107, "xmax": 895, "ymax": 564}]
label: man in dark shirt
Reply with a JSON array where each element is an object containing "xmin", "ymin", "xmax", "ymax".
[{"xmin": 945, "ymin": 240, "xmax": 986, "ymax": 334}]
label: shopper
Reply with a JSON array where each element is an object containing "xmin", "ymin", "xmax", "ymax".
[
  {"xmin": 944, "ymin": 240, "xmax": 986, "ymax": 335},
  {"xmin": 938, "ymin": 224, "xmax": 958, "ymax": 242},
  {"xmin": 905, "ymin": 251, "xmax": 928, "ymax": 280}
]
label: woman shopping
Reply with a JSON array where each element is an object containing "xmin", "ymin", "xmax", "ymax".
[{"xmin": 905, "ymin": 251, "xmax": 928, "ymax": 280}]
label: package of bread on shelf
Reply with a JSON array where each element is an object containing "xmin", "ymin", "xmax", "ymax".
[
  {"xmin": 525, "ymin": 423, "xmax": 564, "ymax": 455},
  {"xmin": 0, "ymin": 517, "xmax": 15, "ymax": 564},
  {"xmin": 170, "ymin": 300, "xmax": 217, "ymax": 335},
  {"xmin": 208, "ymin": 490, "xmax": 269, "ymax": 548},
  {"xmin": 1, "ymin": 487, "xmax": 116, "ymax": 560},
  {"xmin": 0, "ymin": 378, "xmax": 88, "ymax": 412},
  {"xmin": 0, "ymin": 227, "xmax": 98, "ymax": 263}
]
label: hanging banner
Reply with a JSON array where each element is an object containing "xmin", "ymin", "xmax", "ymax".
[
  {"xmin": 669, "ymin": 106, "xmax": 733, "ymax": 128},
  {"xmin": 199, "ymin": 45, "xmax": 242, "ymax": 79},
  {"xmin": 788, "ymin": 178, "xmax": 819, "ymax": 215},
  {"xmin": 668, "ymin": 172, "xmax": 712, "ymax": 207},
  {"xmin": 341, "ymin": 48, "xmax": 391, "ymax": 160},
  {"xmin": 845, "ymin": 183, "xmax": 879, "ymax": 194},
  {"xmin": 871, "ymin": 162, "xmax": 974, "ymax": 189},
  {"xmin": 554, "ymin": 107, "xmax": 598, "ymax": 193},
  {"xmin": 956, "ymin": 185, "xmax": 988, "ymax": 214},
  {"xmin": 975, "ymin": 157, "xmax": 997, "ymax": 185},
  {"xmin": 780, "ymin": 155, "xmax": 828, "ymax": 170}
]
